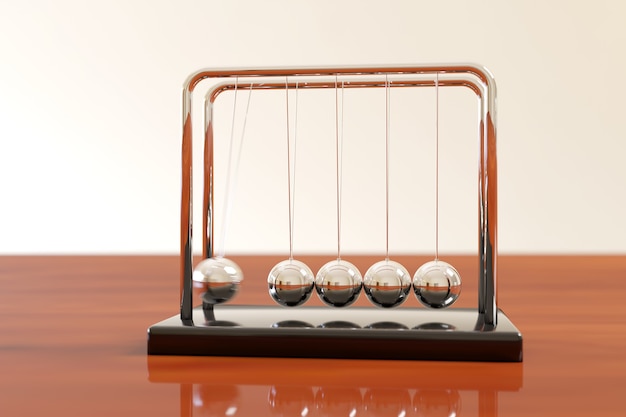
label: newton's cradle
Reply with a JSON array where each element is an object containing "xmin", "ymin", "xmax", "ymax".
[{"xmin": 147, "ymin": 64, "xmax": 523, "ymax": 362}]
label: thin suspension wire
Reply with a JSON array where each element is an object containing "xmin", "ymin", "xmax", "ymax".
[
  {"xmin": 334, "ymin": 75, "xmax": 342, "ymax": 261},
  {"xmin": 292, "ymin": 82, "xmax": 299, "ymax": 260},
  {"xmin": 219, "ymin": 79, "xmax": 253, "ymax": 258},
  {"xmin": 434, "ymin": 72, "xmax": 440, "ymax": 261},
  {"xmin": 218, "ymin": 78, "xmax": 238, "ymax": 258},
  {"xmin": 340, "ymin": 81, "xmax": 345, "ymax": 259},
  {"xmin": 285, "ymin": 79, "xmax": 300, "ymax": 261},
  {"xmin": 285, "ymin": 79, "xmax": 292, "ymax": 260},
  {"xmin": 385, "ymin": 75, "xmax": 390, "ymax": 261}
]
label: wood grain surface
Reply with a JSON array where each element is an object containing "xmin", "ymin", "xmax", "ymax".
[{"xmin": 1, "ymin": 255, "xmax": 625, "ymax": 416}]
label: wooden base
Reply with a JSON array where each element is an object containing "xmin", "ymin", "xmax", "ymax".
[{"xmin": 148, "ymin": 306, "xmax": 522, "ymax": 362}]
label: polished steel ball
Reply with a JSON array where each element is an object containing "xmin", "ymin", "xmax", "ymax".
[
  {"xmin": 412, "ymin": 260, "xmax": 461, "ymax": 308},
  {"xmin": 315, "ymin": 259, "xmax": 362, "ymax": 307},
  {"xmin": 363, "ymin": 259, "xmax": 412, "ymax": 308},
  {"xmin": 268, "ymin": 259, "xmax": 315, "ymax": 307},
  {"xmin": 193, "ymin": 257, "xmax": 243, "ymax": 305}
]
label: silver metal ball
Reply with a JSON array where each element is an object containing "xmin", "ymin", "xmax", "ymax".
[
  {"xmin": 315, "ymin": 259, "xmax": 362, "ymax": 307},
  {"xmin": 413, "ymin": 260, "xmax": 461, "ymax": 309},
  {"xmin": 363, "ymin": 259, "xmax": 412, "ymax": 308},
  {"xmin": 193, "ymin": 257, "xmax": 243, "ymax": 305},
  {"xmin": 268, "ymin": 259, "xmax": 315, "ymax": 307}
]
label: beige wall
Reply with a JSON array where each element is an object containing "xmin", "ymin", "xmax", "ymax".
[{"xmin": 1, "ymin": 0, "xmax": 624, "ymax": 254}]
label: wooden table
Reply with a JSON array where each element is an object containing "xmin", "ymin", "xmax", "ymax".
[{"xmin": 1, "ymin": 255, "xmax": 625, "ymax": 416}]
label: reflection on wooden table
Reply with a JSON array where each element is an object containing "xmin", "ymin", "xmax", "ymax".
[{"xmin": 148, "ymin": 354, "xmax": 522, "ymax": 416}]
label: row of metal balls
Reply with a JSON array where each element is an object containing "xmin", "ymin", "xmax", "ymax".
[{"xmin": 193, "ymin": 257, "xmax": 462, "ymax": 309}]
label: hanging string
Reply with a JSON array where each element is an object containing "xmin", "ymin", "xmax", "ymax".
[
  {"xmin": 434, "ymin": 72, "xmax": 440, "ymax": 261},
  {"xmin": 218, "ymin": 79, "xmax": 253, "ymax": 258},
  {"xmin": 385, "ymin": 74, "xmax": 390, "ymax": 261},
  {"xmin": 285, "ymin": 79, "xmax": 300, "ymax": 261},
  {"xmin": 285, "ymin": 78, "xmax": 292, "ymax": 260},
  {"xmin": 340, "ymin": 80, "xmax": 345, "ymax": 259},
  {"xmin": 334, "ymin": 75, "xmax": 344, "ymax": 261},
  {"xmin": 292, "ymin": 81, "xmax": 299, "ymax": 258}
]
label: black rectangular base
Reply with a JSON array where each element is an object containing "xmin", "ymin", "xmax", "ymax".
[{"xmin": 147, "ymin": 306, "xmax": 522, "ymax": 362}]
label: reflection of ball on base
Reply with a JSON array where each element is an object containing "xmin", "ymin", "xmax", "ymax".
[
  {"xmin": 315, "ymin": 259, "xmax": 362, "ymax": 307},
  {"xmin": 193, "ymin": 257, "xmax": 243, "ymax": 304},
  {"xmin": 268, "ymin": 259, "xmax": 315, "ymax": 307},
  {"xmin": 412, "ymin": 260, "xmax": 461, "ymax": 309},
  {"xmin": 363, "ymin": 260, "xmax": 412, "ymax": 308}
]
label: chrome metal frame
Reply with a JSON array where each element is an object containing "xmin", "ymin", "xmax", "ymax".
[
  {"xmin": 146, "ymin": 64, "xmax": 523, "ymax": 361},
  {"xmin": 179, "ymin": 65, "xmax": 498, "ymax": 328}
]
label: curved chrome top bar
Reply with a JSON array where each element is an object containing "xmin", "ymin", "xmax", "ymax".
[
  {"xmin": 183, "ymin": 64, "xmax": 496, "ymax": 119},
  {"xmin": 180, "ymin": 64, "xmax": 498, "ymax": 329},
  {"xmin": 183, "ymin": 63, "xmax": 495, "ymax": 89},
  {"xmin": 204, "ymin": 77, "xmax": 486, "ymax": 105}
]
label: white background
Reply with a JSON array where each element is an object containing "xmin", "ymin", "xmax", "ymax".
[{"xmin": 1, "ymin": 0, "xmax": 625, "ymax": 255}]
